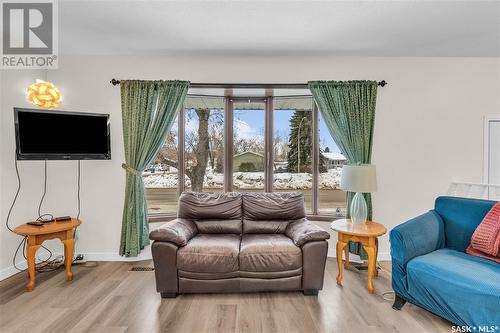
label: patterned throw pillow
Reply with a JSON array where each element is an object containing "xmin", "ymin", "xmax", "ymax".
[{"xmin": 466, "ymin": 202, "xmax": 500, "ymax": 263}]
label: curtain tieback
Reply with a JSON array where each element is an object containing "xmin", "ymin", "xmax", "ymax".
[{"xmin": 121, "ymin": 163, "xmax": 140, "ymax": 176}]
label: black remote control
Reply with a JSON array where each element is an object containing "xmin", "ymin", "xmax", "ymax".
[
  {"xmin": 55, "ymin": 216, "xmax": 72, "ymax": 221},
  {"xmin": 27, "ymin": 221, "xmax": 44, "ymax": 226}
]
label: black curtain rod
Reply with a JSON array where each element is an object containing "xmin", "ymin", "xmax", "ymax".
[{"xmin": 110, "ymin": 79, "xmax": 388, "ymax": 88}]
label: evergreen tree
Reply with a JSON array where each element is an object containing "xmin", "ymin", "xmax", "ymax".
[{"xmin": 287, "ymin": 111, "xmax": 327, "ymax": 173}]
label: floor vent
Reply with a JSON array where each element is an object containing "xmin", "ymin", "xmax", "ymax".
[{"xmin": 129, "ymin": 267, "xmax": 155, "ymax": 272}]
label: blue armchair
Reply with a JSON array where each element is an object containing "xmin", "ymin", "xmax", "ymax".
[{"xmin": 390, "ymin": 196, "xmax": 500, "ymax": 328}]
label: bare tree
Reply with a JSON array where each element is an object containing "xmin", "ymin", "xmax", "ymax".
[
  {"xmin": 156, "ymin": 108, "xmax": 224, "ymax": 192},
  {"xmin": 273, "ymin": 130, "xmax": 289, "ymax": 161},
  {"xmin": 208, "ymin": 112, "xmax": 224, "ymax": 170},
  {"xmin": 154, "ymin": 130, "xmax": 178, "ymax": 171}
]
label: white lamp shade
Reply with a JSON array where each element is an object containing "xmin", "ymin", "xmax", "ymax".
[{"xmin": 340, "ymin": 164, "xmax": 377, "ymax": 193}]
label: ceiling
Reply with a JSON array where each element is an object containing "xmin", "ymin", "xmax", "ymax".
[{"xmin": 60, "ymin": 0, "xmax": 500, "ymax": 57}]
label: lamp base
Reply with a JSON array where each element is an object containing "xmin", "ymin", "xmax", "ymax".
[{"xmin": 350, "ymin": 192, "xmax": 368, "ymax": 224}]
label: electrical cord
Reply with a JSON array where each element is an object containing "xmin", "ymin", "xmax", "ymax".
[
  {"xmin": 7, "ymin": 158, "xmax": 56, "ymax": 272},
  {"xmin": 6, "ymin": 158, "xmax": 26, "ymax": 271},
  {"xmin": 382, "ymin": 291, "xmax": 395, "ymax": 302},
  {"xmin": 12, "ymin": 237, "xmax": 26, "ymax": 271},
  {"xmin": 7, "ymin": 157, "xmax": 85, "ymax": 273},
  {"xmin": 73, "ymin": 160, "xmax": 81, "ymax": 244},
  {"xmin": 77, "ymin": 160, "xmax": 81, "ymax": 220},
  {"xmin": 5, "ymin": 158, "xmax": 21, "ymax": 233},
  {"xmin": 37, "ymin": 159, "xmax": 47, "ymax": 218},
  {"xmin": 35, "ymin": 160, "xmax": 83, "ymax": 272},
  {"xmin": 33, "ymin": 159, "xmax": 55, "ymax": 269},
  {"xmin": 377, "ymin": 263, "xmax": 395, "ymax": 302}
]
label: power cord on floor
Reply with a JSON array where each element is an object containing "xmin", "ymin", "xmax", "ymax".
[{"xmin": 376, "ymin": 263, "xmax": 395, "ymax": 302}]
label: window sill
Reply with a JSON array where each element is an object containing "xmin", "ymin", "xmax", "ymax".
[
  {"xmin": 148, "ymin": 213, "xmax": 177, "ymax": 223},
  {"xmin": 148, "ymin": 212, "xmax": 345, "ymax": 223},
  {"xmin": 306, "ymin": 214, "xmax": 346, "ymax": 222}
]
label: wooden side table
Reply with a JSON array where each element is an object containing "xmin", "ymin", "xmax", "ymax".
[
  {"xmin": 14, "ymin": 218, "xmax": 81, "ymax": 292},
  {"xmin": 330, "ymin": 219, "xmax": 387, "ymax": 294}
]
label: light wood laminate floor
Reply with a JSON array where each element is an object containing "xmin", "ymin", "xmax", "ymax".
[{"xmin": 0, "ymin": 259, "xmax": 452, "ymax": 333}]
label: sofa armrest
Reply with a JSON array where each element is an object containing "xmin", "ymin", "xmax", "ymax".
[
  {"xmin": 149, "ymin": 218, "xmax": 198, "ymax": 246},
  {"xmin": 151, "ymin": 241, "xmax": 179, "ymax": 294},
  {"xmin": 286, "ymin": 218, "xmax": 330, "ymax": 247},
  {"xmin": 390, "ymin": 210, "xmax": 445, "ymax": 266},
  {"xmin": 302, "ymin": 240, "xmax": 328, "ymax": 291}
]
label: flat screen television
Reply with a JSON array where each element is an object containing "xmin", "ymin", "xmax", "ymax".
[{"xmin": 14, "ymin": 108, "xmax": 111, "ymax": 160}]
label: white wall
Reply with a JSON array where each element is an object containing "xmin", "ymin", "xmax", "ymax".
[
  {"xmin": 1, "ymin": 56, "xmax": 499, "ymax": 278},
  {"xmin": 1, "ymin": 69, "xmax": 47, "ymax": 278}
]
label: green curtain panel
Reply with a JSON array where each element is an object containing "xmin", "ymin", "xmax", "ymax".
[
  {"xmin": 308, "ymin": 80, "xmax": 378, "ymax": 259},
  {"xmin": 119, "ymin": 80, "xmax": 189, "ymax": 256}
]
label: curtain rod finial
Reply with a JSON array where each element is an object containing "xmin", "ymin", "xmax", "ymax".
[
  {"xmin": 111, "ymin": 78, "xmax": 120, "ymax": 86},
  {"xmin": 378, "ymin": 80, "xmax": 387, "ymax": 87}
]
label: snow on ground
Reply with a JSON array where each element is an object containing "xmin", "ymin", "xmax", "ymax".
[
  {"xmin": 143, "ymin": 171, "xmax": 180, "ymax": 188},
  {"xmin": 143, "ymin": 168, "xmax": 342, "ymax": 190}
]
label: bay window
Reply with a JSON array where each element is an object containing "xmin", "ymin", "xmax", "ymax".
[{"xmin": 144, "ymin": 88, "xmax": 346, "ymax": 218}]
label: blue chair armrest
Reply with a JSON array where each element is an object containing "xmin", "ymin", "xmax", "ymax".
[{"xmin": 390, "ymin": 210, "xmax": 445, "ymax": 266}]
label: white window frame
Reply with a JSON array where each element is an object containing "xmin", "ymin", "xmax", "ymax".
[{"xmin": 148, "ymin": 94, "xmax": 346, "ymax": 221}]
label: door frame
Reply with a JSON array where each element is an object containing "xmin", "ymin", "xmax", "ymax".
[{"xmin": 483, "ymin": 115, "xmax": 500, "ymax": 185}]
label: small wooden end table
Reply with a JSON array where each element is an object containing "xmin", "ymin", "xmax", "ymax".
[
  {"xmin": 14, "ymin": 218, "xmax": 81, "ymax": 292},
  {"xmin": 330, "ymin": 219, "xmax": 387, "ymax": 294}
]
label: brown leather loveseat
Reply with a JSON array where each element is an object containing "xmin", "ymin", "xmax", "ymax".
[{"xmin": 150, "ymin": 192, "xmax": 330, "ymax": 298}]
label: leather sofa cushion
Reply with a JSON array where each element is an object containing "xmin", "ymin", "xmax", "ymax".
[
  {"xmin": 177, "ymin": 234, "xmax": 240, "ymax": 273},
  {"xmin": 178, "ymin": 192, "xmax": 242, "ymax": 221},
  {"xmin": 195, "ymin": 219, "xmax": 242, "ymax": 234},
  {"xmin": 178, "ymin": 270, "xmax": 240, "ymax": 280},
  {"xmin": 239, "ymin": 267, "xmax": 302, "ymax": 279},
  {"xmin": 178, "ymin": 276, "xmax": 302, "ymax": 293},
  {"xmin": 239, "ymin": 275, "xmax": 302, "ymax": 292},
  {"xmin": 242, "ymin": 192, "xmax": 306, "ymax": 221},
  {"xmin": 239, "ymin": 234, "xmax": 302, "ymax": 272},
  {"xmin": 243, "ymin": 219, "xmax": 289, "ymax": 234},
  {"xmin": 178, "ymin": 268, "xmax": 301, "ymax": 280}
]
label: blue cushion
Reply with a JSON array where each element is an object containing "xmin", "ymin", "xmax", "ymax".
[
  {"xmin": 434, "ymin": 196, "xmax": 496, "ymax": 251},
  {"xmin": 407, "ymin": 248, "xmax": 500, "ymax": 326}
]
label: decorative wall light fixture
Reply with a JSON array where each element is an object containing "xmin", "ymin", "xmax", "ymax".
[{"xmin": 26, "ymin": 80, "xmax": 62, "ymax": 109}]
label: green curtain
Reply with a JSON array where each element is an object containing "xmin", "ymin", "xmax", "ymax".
[
  {"xmin": 308, "ymin": 80, "xmax": 377, "ymax": 259},
  {"xmin": 119, "ymin": 80, "xmax": 189, "ymax": 256}
]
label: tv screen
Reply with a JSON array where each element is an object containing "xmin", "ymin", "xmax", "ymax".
[{"xmin": 14, "ymin": 108, "xmax": 111, "ymax": 160}]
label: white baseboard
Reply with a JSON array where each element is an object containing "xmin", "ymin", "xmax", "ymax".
[
  {"xmin": 1, "ymin": 250, "xmax": 390, "ymax": 281},
  {"xmin": 0, "ymin": 250, "xmax": 153, "ymax": 281},
  {"xmin": 326, "ymin": 252, "xmax": 391, "ymax": 262},
  {"xmin": 81, "ymin": 251, "xmax": 153, "ymax": 262},
  {"xmin": 0, "ymin": 260, "xmax": 28, "ymax": 281},
  {"xmin": 377, "ymin": 252, "xmax": 391, "ymax": 261},
  {"xmin": 0, "ymin": 247, "xmax": 55, "ymax": 281}
]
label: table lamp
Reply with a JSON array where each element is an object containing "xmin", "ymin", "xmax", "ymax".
[{"xmin": 340, "ymin": 164, "xmax": 377, "ymax": 224}]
